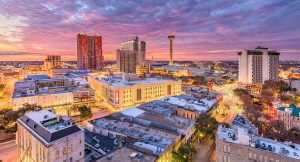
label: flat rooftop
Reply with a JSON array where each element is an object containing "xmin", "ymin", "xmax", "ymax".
[
  {"xmin": 85, "ymin": 130, "xmax": 118, "ymax": 157},
  {"xmin": 97, "ymin": 147, "xmax": 156, "ymax": 162},
  {"xmin": 217, "ymin": 115, "xmax": 300, "ymax": 161},
  {"xmin": 91, "ymin": 114, "xmax": 178, "ymax": 150},
  {"xmin": 161, "ymin": 94, "xmax": 217, "ymax": 113},
  {"xmin": 18, "ymin": 109, "xmax": 82, "ymax": 144},
  {"xmin": 95, "ymin": 76, "xmax": 178, "ymax": 87},
  {"xmin": 218, "ymin": 126, "xmax": 300, "ymax": 160}
]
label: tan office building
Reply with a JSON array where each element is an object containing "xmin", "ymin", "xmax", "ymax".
[{"xmin": 88, "ymin": 75, "xmax": 182, "ymax": 108}]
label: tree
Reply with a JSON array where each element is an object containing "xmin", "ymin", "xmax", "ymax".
[
  {"xmin": 260, "ymin": 89, "xmax": 275, "ymax": 108},
  {"xmin": 172, "ymin": 143, "xmax": 196, "ymax": 162},
  {"xmin": 78, "ymin": 105, "xmax": 92, "ymax": 120},
  {"xmin": 0, "ymin": 103, "xmax": 39, "ymax": 133},
  {"xmin": 233, "ymin": 88, "xmax": 249, "ymax": 96},
  {"xmin": 66, "ymin": 105, "xmax": 78, "ymax": 116},
  {"xmin": 194, "ymin": 114, "xmax": 218, "ymax": 141},
  {"xmin": 280, "ymin": 94, "xmax": 298, "ymax": 104},
  {"xmin": 263, "ymin": 80, "xmax": 291, "ymax": 94},
  {"xmin": 233, "ymin": 88, "xmax": 253, "ymax": 109}
]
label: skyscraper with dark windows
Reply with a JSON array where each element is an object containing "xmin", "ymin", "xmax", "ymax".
[
  {"xmin": 77, "ymin": 33, "xmax": 104, "ymax": 70},
  {"xmin": 116, "ymin": 36, "xmax": 146, "ymax": 73}
]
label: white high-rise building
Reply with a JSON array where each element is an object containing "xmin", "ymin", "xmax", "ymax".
[
  {"xmin": 238, "ymin": 46, "xmax": 280, "ymax": 84},
  {"xmin": 17, "ymin": 109, "xmax": 84, "ymax": 162}
]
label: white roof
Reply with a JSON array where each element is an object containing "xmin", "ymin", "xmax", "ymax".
[
  {"xmin": 25, "ymin": 109, "xmax": 57, "ymax": 123},
  {"xmin": 162, "ymin": 96, "xmax": 216, "ymax": 113},
  {"xmin": 98, "ymin": 77, "xmax": 178, "ymax": 87},
  {"xmin": 121, "ymin": 107, "xmax": 145, "ymax": 117}
]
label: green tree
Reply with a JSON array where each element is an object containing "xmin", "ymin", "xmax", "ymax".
[
  {"xmin": 172, "ymin": 143, "xmax": 196, "ymax": 162},
  {"xmin": 194, "ymin": 114, "xmax": 218, "ymax": 141},
  {"xmin": 0, "ymin": 103, "xmax": 39, "ymax": 133},
  {"xmin": 78, "ymin": 105, "xmax": 92, "ymax": 120}
]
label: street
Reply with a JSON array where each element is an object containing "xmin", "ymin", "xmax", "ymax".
[
  {"xmin": 192, "ymin": 83, "xmax": 243, "ymax": 162},
  {"xmin": 213, "ymin": 82, "xmax": 244, "ymax": 123},
  {"xmin": 192, "ymin": 138, "xmax": 214, "ymax": 162},
  {"xmin": 0, "ymin": 140, "xmax": 17, "ymax": 162}
]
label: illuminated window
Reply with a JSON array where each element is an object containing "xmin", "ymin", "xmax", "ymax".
[
  {"xmin": 63, "ymin": 147, "xmax": 67, "ymax": 154},
  {"xmin": 55, "ymin": 150, "xmax": 59, "ymax": 159}
]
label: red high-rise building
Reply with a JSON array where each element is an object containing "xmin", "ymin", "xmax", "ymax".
[{"xmin": 77, "ymin": 33, "xmax": 104, "ymax": 70}]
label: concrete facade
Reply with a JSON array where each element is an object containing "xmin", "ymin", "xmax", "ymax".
[
  {"xmin": 238, "ymin": 46, "xmax": 279, "ymax": 84},
  {"xmin": 17, "ymin": 110, "xmax": 84, "ymax": 162}
]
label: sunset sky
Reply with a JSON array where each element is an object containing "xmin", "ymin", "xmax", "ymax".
[{"xmin": 0, "ymin": 0, "xmax": 300, "ymax": 61}]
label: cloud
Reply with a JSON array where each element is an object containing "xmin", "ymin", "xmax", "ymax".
[
  {"xmin": 0, "ymin": 51, "xmax": 39, "ymax": 56},
  {"xmin": 0, "ymin": 0, "xmax": 299, "ymax": 61},
  {"xmin": 0, "ymin": 14, "xmax": 28, "ymax": 42}
]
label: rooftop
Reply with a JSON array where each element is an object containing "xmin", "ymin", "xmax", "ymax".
[
  {"xmin": 161, "ymin": 94, "xmax": 217, "ymax": 113},
  {"xmin": 25, "ymin": 74, "xmax": 49, "ymax": 80},
  {"xmin": 96, "ymin": 76, "xmax": 178, "ymax": 87},
  {"xmin": 85, "ymin": 130, "xmax": 118, "ymax": 157},
  {"xmin": 90, "ymin": 113, "xmax": 179, "ymax": 151},
  {"xmin": 231, "ymin": 114, "xmax": 258, "ymax": 135},
  {"xmin": 217, "ymin": 115, "xmax": 300, "ymax": 160},
  {"xmin": 277, "ymin": 104, "xmax": 300, "ymax": 117},
  {"xmin": 97, "ymin": 147, "xmax": 156, "ymax": 162},
  {"xmin": 18, "ymin": 109, "xmax": 82, "ymax": 145},
  {"xmin": 88, "ymin": 101, "xmax": 195, "ymax": 156}
]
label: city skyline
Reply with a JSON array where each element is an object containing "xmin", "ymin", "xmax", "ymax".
[{"xmin": 0, "ymin": 0, "xmax": 300, "ymax": 61}]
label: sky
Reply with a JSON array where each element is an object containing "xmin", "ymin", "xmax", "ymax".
[{"xmin": 0, "ymin": 0, "xmax": 300, "ymax": 61}]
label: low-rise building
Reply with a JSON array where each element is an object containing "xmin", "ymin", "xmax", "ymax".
[
  {"xmin": 87, "ymin": 103, "xmax": 194, "ymax": 162},
  {"xmin": 17, "ymin": 109, "xmax": 84, "ymax": 162},
  {"xmin": 185, "ymin": 87, "xmax": 223, "ymax": 105},
  {"xmin": 12, "ymin": 74, "xmax": 95, "ymax": 109},
  {"xmin": 136, "ymin": 64, "xmax": 148, "ymax": 77},
  {"xmin": 291, "ymin": 80, "xmax": 300, "ymax": 93},
  {"xmin": 86, "ymin": 93, "xmax": 220, "ymax": 161},
  {"xmin": 277, "ymin": 104, "xmax": 300, "ymax": 130},
  {"xmin": 149, "ymin": 64, "xmax": 210, "ymax": 77},
  {"xmin": 49, "ymin": 68, "xmax": 72, "ymax": 78},
  {"xmin": 289, "ymin": 69, "xmax": 300, "ymax": 80},
  {"xmin": 216, "ymin": 115, "xmax": 300, "ymax": 162},
  {"xmin": 88, "ymin": 75, "xmax": 181, "ymax": 108}
]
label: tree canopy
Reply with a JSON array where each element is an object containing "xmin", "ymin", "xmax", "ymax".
[
  {"xmin": 194, "ymin": 114, "xmax": 218, "ymax": 140},
  {"xmin": 78, "ymin": 105, "xmax": 92, "ymax": 120},
  {"xmin": 172, "ymin": 143, "xmax": 196, "ymax": 162},
  {"xmin": 0, "ymin": 103, "xmax": 40, "ymax": 133}
]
